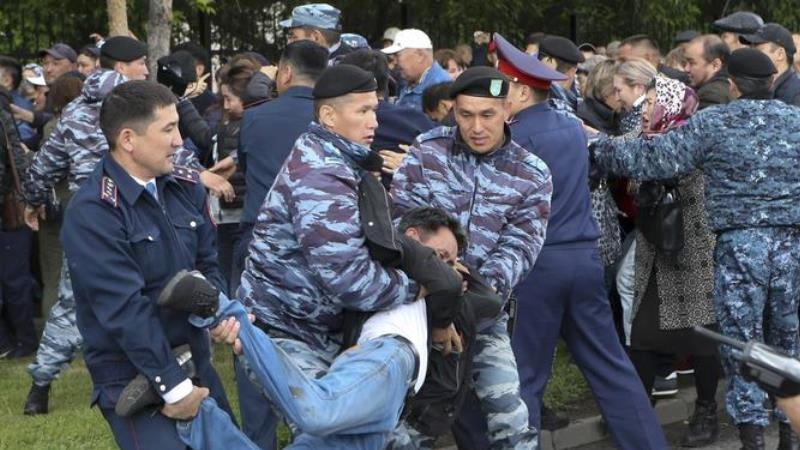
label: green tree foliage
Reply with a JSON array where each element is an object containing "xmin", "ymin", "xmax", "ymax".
[{"xmin": 3, "ymin": 0, "xmax": 800, "ymax": 62}]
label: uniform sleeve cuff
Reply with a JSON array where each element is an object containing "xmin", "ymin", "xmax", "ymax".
[{"xmin": 161, "ymin": 378, "xmax": 193, "ymax": 404}]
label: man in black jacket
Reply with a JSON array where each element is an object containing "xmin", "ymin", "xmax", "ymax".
[
  {"xmin": 0, "ymin": 88, "xmax": 36, "ymax": 359},
  {"xmin": 684, "ymin": 35, "xmax": 733, "ymax": 108}
]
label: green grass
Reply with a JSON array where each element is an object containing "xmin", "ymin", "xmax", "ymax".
[
  {"xmin": 543, "ymin": 341, "xmax": 591, "ymax": 411},
  {"xmin": 0, "ymin": 342, "xmax": 587, "ymax": 449}
]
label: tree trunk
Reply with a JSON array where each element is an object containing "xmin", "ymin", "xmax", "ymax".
[
  {"xmin": 107, "ymin": 0, "xmax": 129, "ymax": 37},
  {"xmin": 147, "ymin": 0, "xmax": 173, "ymax": 81}
]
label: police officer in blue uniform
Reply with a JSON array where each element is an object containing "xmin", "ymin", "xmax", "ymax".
[
  {"xmin": 60, "ymin": 80, "xmax": 233, "ymax": 449},
  {"xmin": 494, "ymin": 34, "xmax": 668, "ymax": 450}
]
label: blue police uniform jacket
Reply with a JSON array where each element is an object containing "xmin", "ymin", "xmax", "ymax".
[
  {"xmin": 61, "ymin": 155, "xmax": 226, "ymax": 407},
  {"xmin": 510, "ymin": 102, "xmax": 600, "ymax": 247},
  {"xmin": 593, "ymin": 98, "xmax": 800, "ymax": 231},
  {"xmin": 240, "ymin": 86, "xmax": 314, "ymax": 225}
]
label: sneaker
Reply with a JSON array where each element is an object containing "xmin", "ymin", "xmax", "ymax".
[
  {"xmin": 115, "ymin": 345, "xmax": 196, "ymax": 417},
  {"xmin": 652, "ymin": 371, "xmax": 679, "ymax": 397},
  {"xmin": 157, "ymin": 270, "xmax": 219, "ymax": 318},
  {"xmin": 23, "ymin": 383, "xmax": 50, "ymax": 415}
]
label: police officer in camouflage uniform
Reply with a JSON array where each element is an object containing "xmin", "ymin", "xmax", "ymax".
[
  {"xmin": 391, "ymin": 66, "xmax": 552, "ymax": 449},
  {"xmin": 233, "ymin": 64, "xmax": 425, "ymax": 448},
  {"xmin": 20, "ymin": 36, "xmax": 203, "ymax": 415},
  {"xmin": 591, "ymin": 48, "xmax": 800, "ymax": 449}
]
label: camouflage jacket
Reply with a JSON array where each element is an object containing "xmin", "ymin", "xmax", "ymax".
[
  {"xmin": 592, "ymin": 99, "xmax": 800, "ymax": 232},
  {"xmin": 238, "ymin": 122, "xmax": 415, "ymax": 352},
  {"xmin": 22, "ymin": 70, "xmax": 199, "ymax": 206},
  {"xmin": 391, "ymin": 126, "xmax": 553, "ymax": 302}
]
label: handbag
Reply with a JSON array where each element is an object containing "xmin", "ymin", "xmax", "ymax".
[
  {"xmin": 636, "ymin": 180, "xmax": 684, "ymax": 254},
  {"xmin": 1, "ymin": 122, "xmax": 26, "ymax": 231}
]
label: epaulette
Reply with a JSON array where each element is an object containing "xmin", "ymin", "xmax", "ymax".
[
  {"xmin": 172, "ymin": 165, "xmax": 200, "ymax": 184},
  {"xmin": 417, "ymin": 125, "xmax": 454, "ymax": 143},
  {"xmin": 100, "ymin": 176, "xmax": 119, "ymax": 207}
]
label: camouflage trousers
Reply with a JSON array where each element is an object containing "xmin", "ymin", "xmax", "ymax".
[
  {"xmin": 28, "ymin": 256, "xmax": 83, "ymax": 386},
  {"xmin": 714, "ymin": 227, "xmax": 800, "ymax": 426},
  {"xmin": 386, "ymin": 314, "xmax": 537, "ymax": 449}
]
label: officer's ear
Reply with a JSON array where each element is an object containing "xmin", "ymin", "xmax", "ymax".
[
  {"xmin": 317, "ymin": 101, "xmax": 338, "ymax": 128},
  {"xmin": 403, "ymin": 227, "xmax": 421, "ymax": 241},
  {"xmin": 116, "ymin": 127, "xmax": 138, "ymax": 153}
]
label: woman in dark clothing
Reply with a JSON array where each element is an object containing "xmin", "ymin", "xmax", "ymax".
[
  {"xmin": 626, "ymin": 75, "xmax": 721, "ymax": 447},
  {"xmin": 178, "ymin": 57, "xmax": 272, "ymax": 296}
]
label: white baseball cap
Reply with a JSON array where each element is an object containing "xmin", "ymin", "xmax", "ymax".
[{"xmin": 381, "ymin": 29, "xmax": 433, "ymax": 54}]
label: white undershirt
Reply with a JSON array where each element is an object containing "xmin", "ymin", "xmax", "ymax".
[{"xmin": 358, "ymin": 299, "xmax": 429, "ymax": 393}]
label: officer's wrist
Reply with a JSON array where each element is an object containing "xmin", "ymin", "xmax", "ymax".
[{"xmin": 162, "ymin": 378, "xmax": 193, "ymax": 404}]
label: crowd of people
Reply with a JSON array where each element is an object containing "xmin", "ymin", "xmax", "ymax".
[{"xmin": 1, "ymin": 3, "xmax": 800, "ymax": 450}]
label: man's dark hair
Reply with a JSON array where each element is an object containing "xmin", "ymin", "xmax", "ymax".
[
  {"xmin": 731, "ymin": 75, "xmax": 773, "ymax": 99},
  {"xmin": 398, "ymin": 207, "xmax": 468, "ymax": 252},
  {"xmin": 621, "ymin": 34, "xmax": 661, "ymax": 55},
  {"xmin": 525, "ymin": 32, "xmax": 546, "ymax": 47},
  {"xmin": 99, "ymin": 54, "xmax": 118, "ymax": 70},
  {"xmin": 537, "ymin": 52, "xmax": 575, "ymax": 73},
  {"xmin": 280, "ymin": 40, "xmax": 329, "ymax": 83},
  {"xmin": 100, "ymin": 80, "xmax": 177, "ymax": 150},
  {"xmin": 172, "ymin": 41, "xmax": 210, "ymax": 74},
  {"xmin": 696, "ymin": 35, "xmax": 730, "ymax": 65},
  {"xmin": 0, "ymin": 56, "xmax": 22, "ymax": 90},
  {"xmin": 338, "ymin": 49, "xmax": 390, "ymax": 96},
  {"xmin": 422, "ymin": 81, "xmax": 452, "ymax": 113}
]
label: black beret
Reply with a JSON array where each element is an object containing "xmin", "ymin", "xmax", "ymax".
[
  {"xmin": 539, "ymin": 36, "xmax": 585, "ymax": 64},
  {"xmin": 100, "ymin": 36, "xmax": 148, "ymax": 63},
  {"xmin": 712, "ymin": 11, "xmax": 764, "ymax": 34},
  {"xmin": 449, "ymin": 66, "xmax": 509, "ymax": 99},
  {"xmin": 313, "ymin": 64, "xmax": 377, "ymax": 99},
  {"xmin": 727, "ymin": 48, "xmax": 777, "ymax": 79}
]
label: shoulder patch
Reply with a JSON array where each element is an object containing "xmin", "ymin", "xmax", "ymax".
[
  {"xmin": 417, "ymin": 125, "xmax": 455, "ymax": 143},
  {"xmin": 100, "ymin": 176, "xmax": 118, "ymax": 207},
  {"xmin": 172, "ymin": 165, "xmax": 200, "ymax": 184}
]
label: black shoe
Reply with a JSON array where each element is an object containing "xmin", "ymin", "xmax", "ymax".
[
  {"xmin": 23, "ymin": 383, "xmax": 50, "ymax": 415},
  {"xmin": 779, "ymin": 422, "xmax": 800, "ymax": 450},
  {"xmin": 157, "ymin": 270, "xmax": 219, "ymax": 318},
  {"xmin": 7, "ymin": 345, "xmax": 35, "ymax": 359},
  {"xmin": 680, "ymin": 400, "xmax": 718, "ymax": 447},
  {"xmin": 541, "ymin": 404, "xmax": 569, "ymax": 431},
  {"xmin": 738, "ymin": 424, "xmax": 765, "ymax": 450},
  {"xmin": 0, "ymin": 344, "xmax": 15, "ymax": 359},
  {"xmin": 115, "ymin": 345, "xmax": 196, "ymax": 417}
]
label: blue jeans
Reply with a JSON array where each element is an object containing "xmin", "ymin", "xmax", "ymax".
[{"xmin": 182, "ymin": 294, "xmax": 416, "ymax": 448}]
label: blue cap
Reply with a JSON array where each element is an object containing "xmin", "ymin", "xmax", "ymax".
[
  {"xmin": 493, "ymin": 33, "xmax": 567, "ymax": 89},
  {"xmin": 341, "ymin": 33, "xmax": 369, "ymax": 49},
  {"xmin": 280, "ymin": 3, "xmax": 341, "ymax": 30}
]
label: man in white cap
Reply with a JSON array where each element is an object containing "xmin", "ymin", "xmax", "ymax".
[{"xmin": 382, "ymin": 29, "xmax": 451, "ymax": 111}]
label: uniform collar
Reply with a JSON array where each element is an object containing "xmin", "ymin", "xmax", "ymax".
[
  {"xmin": 282, "ymin": 85, "xmax": 314, "ymax": 99},
  {"xmin": 511, "ymin": 101, "xmax": 551, "ymax": 122},
  {"xmin": 103, "ymin": 154, "xmax": 178, "ymax": 205},
  {"xmin": 307, "ymin": 122, "xmax": 375, "ymax": 170}
]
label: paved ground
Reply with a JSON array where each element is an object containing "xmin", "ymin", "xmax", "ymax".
[{"xmin": 574, "ymin": 412, "xmax": 780, "ymax": 449}]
